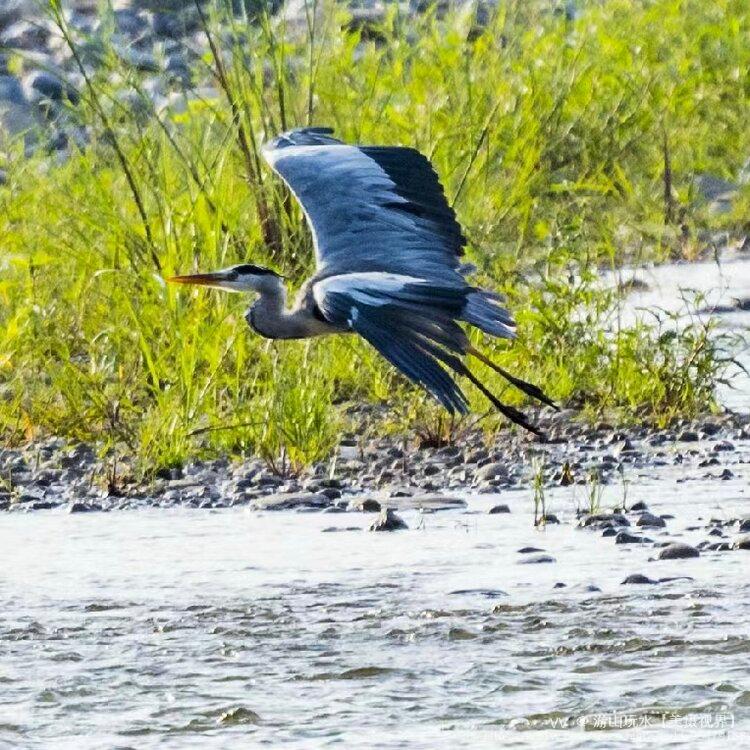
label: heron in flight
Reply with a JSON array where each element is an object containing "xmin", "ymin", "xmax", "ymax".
[{"xmin": 168, "ymin": 127, "xmax": 554, "ymax": 434}]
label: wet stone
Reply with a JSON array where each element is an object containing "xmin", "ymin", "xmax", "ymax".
[
  {"xmin": 0, "ymin": 20, "xmax": 50, "ymax": 50},
  {"xmin": 379, "ymin": 494, "xmax": 466, "ymax": 512},
  {"xmin": 615, "ymin": 531, "xmax": 651, "ymax": 545},
  {"xmin": 31, "ymin": 501, "xmax": 58, "ymax": 510},
  {"xmin": 348, "ymin": 497, "xmax": 381, "ymax": 513},
  {"xmin": 622, "ymin": 574, "xmax": 657, "ymax": 585},
  {"xmin": 579, "ymin": 513, "xmax": 630, "ymax": 529},
  {"xmin": 613, "ymin": 438, "xmax": 636, "ymax": 454},
  {"xmin": 540, "ymin": 513, "xmax": 560, "ymax": 525},
  {"xmin": 321, "ymin": 526, "xmax": 361, "ymax": 533},
  {"xmin": 733, "ymin": 534, "xmax": 750, "ymax": 551},
  {"xmin": 636, "ymin": 512, "xmax": 666, "ymax": 529},
  {"xmin": 488, "ymin": 504, "xmax": 510, "ymax": 514},
  {"xmin": 518, "ymin": 546, "xmax": 545, "ymax": 554},
  {"xmin": 706, "ymin": 541, "xmax": 733, "ymax": 551},
  {"xmin": 678, "ymin": 430, "xmax": 699, "ymax": 442},
  {"xmin": 738, "ymin": 518, "xmax": 750, "ymax": 533},
  {"xmin": 448, "ymin": 588, "xmax": 507, "ymax": 598},
  {"xmin": 658, "ymin": 543, "xmax": 700, "ymax": 560},
  {"xmin": 369, "ymin": 508, "xmax": 408, "ymax": 532},
  {"xmin": 320, "ymin": 487, "xmax": 341, "ymax": 500},
  {"xmin": 27, "ymin": 71, "xmax": 79, "ymax": 105},
  {"xmin": 712, "ymin": 440, "xmax": 735, "ymax": 452},
  {"xmin": 698, "ymin": 457, "xmax": 719, "ymax": 467},
  {"xmin": 322, "ymin": 505, "xmax": 346, "ymax": 514},
  {"xmin": 629, "ymin": 501, "xmax": 649, "ymax": 511},
  {"xmin": 251, "ymin": 492, "xmax": 331, "ymax": 511},
  {"xmin": 476, "ymin": 462, "xmax": 506, "ymax": 481},
  {"xmin": 319, "ymin": 478, "xmax": 343, "ymax": 489},
  {"xmin": 17, "ymin": 493, "xmax": 42, "ymax": 504},
  {"xmin": 68, "ymin": 502, "xmax": 98, "ymax": 513},
  {"xmin": 699, "ymin": 421, "xmax": 722, "ymax": 437},
  {"xmin": 575, "ymin": 583, "xmax": 602, "ymax": 593},
  {"xmin": 518, "ymin": 554, "xmax": 556, "ymax": 564},
  {"xmin": 217, "ymin": 707, "xmax": 261, "ymax": 725},
  {"xmin": 386, "ymin": 488, "xmax": 412, "ymax": 497}
]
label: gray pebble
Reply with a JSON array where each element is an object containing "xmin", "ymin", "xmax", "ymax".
[
  {"xmin": 622, "ymin": 573, "xmax": 657, "ymax": 585},
  {"xmin": 369, "ymin": 508, "xmax": 408, "ymax": 532},
  {"xmin": 476, "ymin": 461, "xmax": 506, "ymax": 481},
  {"xmin": 518, "ymin": 554, "xmax": 556, "ymax": 564},
  {"xmin": 615, "ymin": 531, "xmax": 651, "ymax": 544},
  {"xmin": 636, "ymin": 512, "xmax": 666, "ymax": 528},
  {"xmin": 658, "ymin": 543, "xmax": 700, "ymax": 560},
  {"xmin": 251, "ymin": 492, "xmax": 330, "ymax": 511},
  {"xmin": 349, "ymin": 497, "xmax": 381, "ymax": 513}
]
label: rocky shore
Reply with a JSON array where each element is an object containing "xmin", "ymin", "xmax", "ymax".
[
  {"xmin": 3, "ymin": 408, "xmax": 750, "ymax": 516},
  {"xmin": 0, "ymin": 0, "xmax": 496, "ymax": 163}
]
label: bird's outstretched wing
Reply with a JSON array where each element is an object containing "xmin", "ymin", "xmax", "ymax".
[
  {"xmin": 263, "ymin": 127, "xmax": 553, "ymax": 433},
  {"xmin": 262, "ymin": 126, "xmax": 466, "ymax": 282}
]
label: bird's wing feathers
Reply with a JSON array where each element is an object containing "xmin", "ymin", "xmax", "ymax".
[
  {"xmin": 263, "ymin": 128, "xmax": 547, "ymax": 433},
  {"xmin": 314, "ymin": 273, "xmax": 471, "ymax": 413},
  {"xmin": 262, "ymin": 127, "xmax": 466, "ymax": 281},
  {"xmin": 263, "ymin": 126, "xmax": 344, "ymax": 149}
]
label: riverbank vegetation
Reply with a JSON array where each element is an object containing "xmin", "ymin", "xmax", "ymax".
[{"xmin": 1, "ymin": 0, "xmax": 748, "ymax": 474}]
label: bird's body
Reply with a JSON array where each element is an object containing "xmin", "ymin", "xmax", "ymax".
[
  {"xmin": 168, "ymin": 127, "xmax": 554, "ymax": 434},
  {"xmin": 244, "ymin": 277, "xmax": 338, "ymax": 340}
]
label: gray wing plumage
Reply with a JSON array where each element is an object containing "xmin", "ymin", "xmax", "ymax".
[
  {"xmin": 312, "ymin": 272, "xmax": 542, "ymax": 433},
  {"xmin": 262, "ymin": 126, "xmax": 466, "ymax": 281},
  {"xmin": 262, "ymin": 127, "xmax": 551, "ymax": 433}
]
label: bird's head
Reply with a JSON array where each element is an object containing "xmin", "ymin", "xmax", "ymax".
[{"xmin": 166, "ymin": 264, "xmax": 282, "ymax": 294}]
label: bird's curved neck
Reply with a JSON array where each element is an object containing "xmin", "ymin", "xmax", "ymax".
[{"xmin": 247, "ymin": 281, "xmax": 309, "ymax": 340}]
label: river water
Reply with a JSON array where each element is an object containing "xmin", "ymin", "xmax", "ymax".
[
  {"xmin": 2, "ymin": 473, "xmax": 749, "ymax": 749},
  {"xmin": 2, "ymin": 253, "xmax": 750, "ymax": 749}
]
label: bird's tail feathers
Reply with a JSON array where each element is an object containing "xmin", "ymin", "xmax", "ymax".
[{"xmin": 462, "ymin": 291, "xmax": 515, "ymax": 339}]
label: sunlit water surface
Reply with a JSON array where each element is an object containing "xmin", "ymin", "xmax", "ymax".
[{"xmin": 2, "ymin": 476, "xmax": 749, "ymax": 749}]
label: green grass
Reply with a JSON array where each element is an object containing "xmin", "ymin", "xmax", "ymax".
[{"xmin": 0, "ymin": 0, "xmax": 748, "ymax": 474}]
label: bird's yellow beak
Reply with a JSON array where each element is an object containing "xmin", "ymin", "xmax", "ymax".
[{"xmin": 166, "ymin": 271, "xmax": 232, "ymax": 289}]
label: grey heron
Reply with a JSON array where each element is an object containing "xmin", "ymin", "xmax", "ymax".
[{"xmin": 168, "ymin": 127, "xmax": 555, "ymax": 435}]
